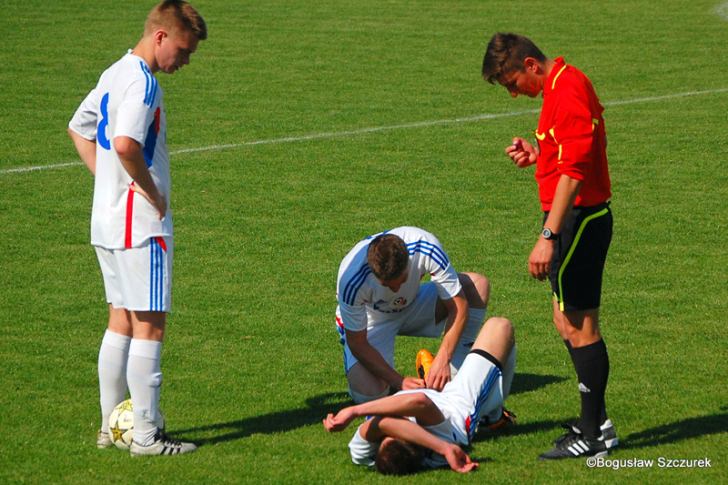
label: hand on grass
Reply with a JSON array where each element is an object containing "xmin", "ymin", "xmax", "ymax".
[{"xmin": 443, "ymin": 444, "xmax": 479, "ymax": 473}]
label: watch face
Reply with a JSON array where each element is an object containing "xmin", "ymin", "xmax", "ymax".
[{"xmin": 542, "ymin": 228, "xmax": 553, "ymax": 239}]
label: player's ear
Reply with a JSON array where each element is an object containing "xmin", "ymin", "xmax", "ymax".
[
  {"xmin": 153, "ymin": 29, "xmax": 167, "ymax": 46},
  {"xmin": 523, "ymin": 57, "xmax": 539, "ymax": 72}
]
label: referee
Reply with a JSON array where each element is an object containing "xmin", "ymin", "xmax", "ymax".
[{"xmin": 481, "ymin": 33, "xmax": 617, "ymax": 459}]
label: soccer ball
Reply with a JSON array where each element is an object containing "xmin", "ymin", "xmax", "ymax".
[
  {"xmin": 108, "ymin": 399, "xmax": 134, "ymax": 450},
  {"xmin": 108, "ymin": 399, "xmax": 166, "ymax": 450}
]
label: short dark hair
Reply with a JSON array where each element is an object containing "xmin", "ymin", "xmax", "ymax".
[
  {"xmin": 367, "ymin": 234, "xmax": 409, "ymax": 281},
  {"xmin": 146, "ymin": 0, "xmax": 207, "ymax": 40},
  {"xmin": 375, "ymin": 438, "xmax": 423, "ymax": 475},
  {"xmin": 482, "ymin": 32, "xmax": 546, "ymax": 84}
]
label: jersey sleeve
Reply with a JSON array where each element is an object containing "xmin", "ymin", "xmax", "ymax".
[
  {"xmin": 415, "ymin": 233, "xmax": 461, "ymax": 300},
  {"xmin": 68, "ymin": 88, "xmax": 100, "ymax": 140},
  {"xmin": 337, "ymin": 260, "xmax": 372, "ymax": 332},
  {"xmin": 115, "ymin": 75, "xmax": 156, "ymax": 145},
  {"xmin": 552, "ymin": 78, "xmax": 599, "ymax": 181},
  {"xmin": 348, "ymin": 425, "xmax": 377, "ymax": 466},
  {"xmin": 338, "ymin": 301, "xmax": 368, "ymax": 332}
]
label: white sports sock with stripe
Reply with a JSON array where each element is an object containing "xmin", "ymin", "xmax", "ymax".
[
  {"xmin": 127, "ymin": 339, "xmax": 163, "ymax": 447},
  {"xmin": 98, "ymin": 330, "xmax": 131, "ymax": 433}
]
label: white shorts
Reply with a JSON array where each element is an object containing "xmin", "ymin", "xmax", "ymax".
[
  {"xmin": 94, "ymin": 236, "xmax": 173, "ymax": 312},
  {"xmin": 336, "ymin": 282, "xmax": 479, "ymax": 373},
  {"xmin": 400, "ymin": 350, "xmax": 505, "ymax": 446}
]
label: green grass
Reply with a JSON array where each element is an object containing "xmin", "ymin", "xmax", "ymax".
[{"xmin": 1, "ymin": 0, "xmax": 727, "ymax": 483}]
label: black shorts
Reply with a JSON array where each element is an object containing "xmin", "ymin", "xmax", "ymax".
[{"xmin": 545, "ymin": 202, "xmax": 613, "ymax": 311}]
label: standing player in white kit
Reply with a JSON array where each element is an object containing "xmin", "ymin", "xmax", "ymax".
[
  {"xmin": 67, "ymin": 0, "xmax": 206, "ymax": 456},
  {"xmin": 335, "ymin": 226, "xmax": 491, "ymax": 403}
]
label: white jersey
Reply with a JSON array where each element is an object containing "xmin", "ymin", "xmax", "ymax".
[
  {"xmin": 69, "ymin": 51, "xmax": 172, "ymax": 249},
  {"xmin": 336, "ymin": 226, "xmax": 461, "ymax": 332}
]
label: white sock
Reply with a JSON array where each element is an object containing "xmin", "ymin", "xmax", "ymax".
[
  {"xmin": 98, "ymin": 330, "xmax": 131, "ymax": 433},
  {"xmin": 127, "ymin": 339, "xmax": 163, "ymax": 446}
]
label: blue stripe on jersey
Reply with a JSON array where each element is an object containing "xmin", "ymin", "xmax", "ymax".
[
  {"xmin": 406, "ymin": 240, "xmax": 449, "ymax": 270},
  {"xmin": 149, "ymin": 73, "xmax": 158, "ymax": 106},
  {"xmin": 139, "ymin": 61, "xmax": 151, "ymax": 106},
  {"xmin": 143, "ymin": 112, "xmax": 159, "ymax": 168},
  {"xmin": 139, "ymin": 62, "xmax": 157, "ymax": 106},
  {"xmin": 467, "ymin": 366, "xmax": 501, "ymax": 442},
  {"xmin": 342, "ymin": 263, "xmax": 371, "ymax": 306}
]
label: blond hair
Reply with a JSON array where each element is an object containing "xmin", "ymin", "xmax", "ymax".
[{"xmin": 145, "ymin": 0, "xmax": 207, "ymax": 40}]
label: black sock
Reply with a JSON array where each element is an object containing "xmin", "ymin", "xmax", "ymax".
[{"xmin": 569, "ymin": 339, "xmax": 609, "ymax": 439}]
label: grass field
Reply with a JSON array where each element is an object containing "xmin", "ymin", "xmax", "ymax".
[{"xmin": 1, "ymin": 0, "xmax": 727, "ymax": 483}]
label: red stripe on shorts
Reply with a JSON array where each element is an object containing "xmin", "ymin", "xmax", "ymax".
[
  {"xmin": 155, "ymin": 236, "xmax": 167, "ymax": 252},
  {"xmin": 125, "ymin": 182, "xmax": 135, "ymax": 249}
]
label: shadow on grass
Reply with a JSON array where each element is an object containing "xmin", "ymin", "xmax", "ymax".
[
  {"xmin": 471, "ymin": 418, "xmax": 565, "ymax": 443},
  {"xmin": 174, "ymin": 392, "xmax": 351, "ymax": 445},
  {"xmin": 173, "ymin": 373, "xmax": 565, "ymax": 446},
  {"xmin": 620, "ymin": 412, "xmax": 728, "ymax": 450},
  {"xmin": 510, "ymin": 373, "xmax": 567, "ymax": 395}
]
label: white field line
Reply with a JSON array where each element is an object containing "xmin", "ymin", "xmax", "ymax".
[
  {"xmin": 716, "ymin": 1, "xmax": 728, "ymax": 20},
  {"xmin": 2, "ymin": 87, "xmax": 728, "ymax": 176}
]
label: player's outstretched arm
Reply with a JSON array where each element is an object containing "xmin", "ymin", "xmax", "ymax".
[
  {"xmin": 323, "ymin": 392, "xmax": 445, "ymax": 433},
  {"xmin": 376, "ymin": 417, "xmax": 479, "ymax": 473}
]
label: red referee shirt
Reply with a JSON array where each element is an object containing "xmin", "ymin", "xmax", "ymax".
[{"xmin": 535, "ymin": 57, "xmax": 611, "ymax": 211}]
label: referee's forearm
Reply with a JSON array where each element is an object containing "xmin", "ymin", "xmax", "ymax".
[{"xmin": 544, "ymin": 174, "xmax": 582, "ymax": 233}]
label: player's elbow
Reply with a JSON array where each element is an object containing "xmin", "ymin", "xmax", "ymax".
[{"xmin": 113, "ymin": 136, "xmax": 141, "ymax": 159}]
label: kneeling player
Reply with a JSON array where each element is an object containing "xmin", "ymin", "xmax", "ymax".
[
  {"xmin": 323, "ymin": 317, "xmax": 516, "ymax": 474},
  {"xmin": 335, "ymin": 226, "xmax": 491, "ymax": 403}
]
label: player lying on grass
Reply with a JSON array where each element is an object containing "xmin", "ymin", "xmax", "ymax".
[
  {"xmin": 324, "ymin": 317, "xmax": 516, "ymax": 474},
  {"xmin": 336, "ymin": 226, "xmax": 491, "ymax": 404}
]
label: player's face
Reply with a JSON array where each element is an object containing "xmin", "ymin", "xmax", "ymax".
[
  {"xmin": 379, "ymin": 270, "xmax": 408, "ymax": 293},
  {"xmin": 499, "ymin": 67, "xmax": 541, "ymax": 98},
  {"xmin": 156, "ymin": 29, "xmax": 199, "ymax": 74}
]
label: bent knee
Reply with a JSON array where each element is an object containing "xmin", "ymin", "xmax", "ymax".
[
  {"xmin": 486, "ymin": 317, "xmax": 514, "ymax": 345},
  {"xmin": 349, "ymin": 385, "xmax": 389, "ymax": 404},
  {"xmin": 459, "ymin": 272, "xmax": 490, "ymax": 308}
]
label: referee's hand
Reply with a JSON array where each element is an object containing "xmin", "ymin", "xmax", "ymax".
[
  {"xmin": 505, "ymin": 137, "xmax": 537, "ymax": 168},
  {"xmin": 528, "ymin": 237, "xmax": 554, "ymax": 280}
]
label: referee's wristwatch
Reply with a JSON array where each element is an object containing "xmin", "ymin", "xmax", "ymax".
[{"xmin": 541, "ymin": 227, "xmax": 559, "ymax": 240}]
